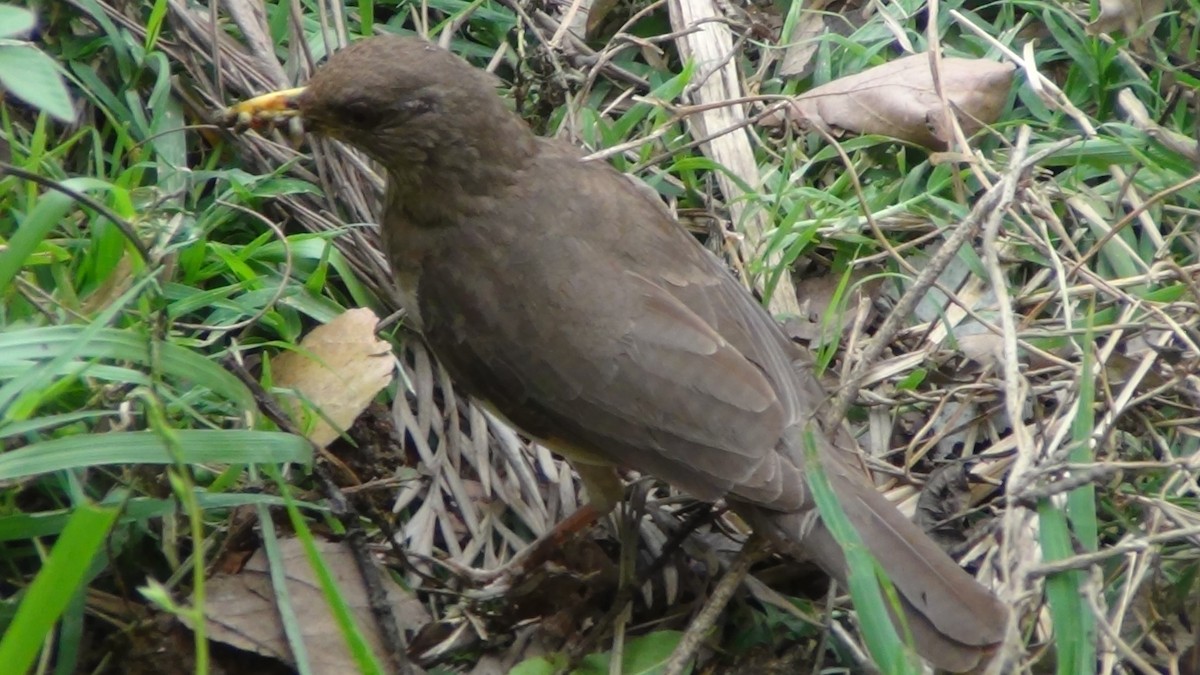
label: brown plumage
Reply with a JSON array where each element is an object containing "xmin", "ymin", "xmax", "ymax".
[{"xmin": 226, "ymin": 35, "xmax": 1009, "ymax": 671}]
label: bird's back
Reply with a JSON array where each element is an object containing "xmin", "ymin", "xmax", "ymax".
[{"xmin": 402, "ymin": 141, "xmax": 821, "ymax": 509}]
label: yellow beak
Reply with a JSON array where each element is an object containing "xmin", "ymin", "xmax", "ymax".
[{"xmin": 221, "ymin": 86, "xmax": 306, "ymax": 130}]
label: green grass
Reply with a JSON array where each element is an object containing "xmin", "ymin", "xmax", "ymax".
[{"xmin": 3, "ymin": 0, "xmax": 1199, "ymax": 673}]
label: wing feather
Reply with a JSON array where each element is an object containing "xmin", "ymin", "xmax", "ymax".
[{"xmin": 414, "ymin": 154, "xmax": 813, "ymax": 507}]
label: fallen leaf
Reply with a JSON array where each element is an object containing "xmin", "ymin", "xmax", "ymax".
[
  {"xmin": 764, "ymin": 53, "xmax": 1014, "ymax": 150},
  {"xmin": 777, "ymin": 0, "xmax": 829, "ymax": 79},
  {"xmin": 203, "ymin": 538, "xmax": 429, "ymax": 673},
  {"xmin": 1087, "ymin": 0, "xmax": 1165, "ymax": 43},
  {"xmin": 956, "ymin": 332, "xmax": 1005, "ymax": 367},
  {"xmin": 784, "ymin": 266, "xmax": 882, "ymax": 341},
  {"xmin": 273, "ymin": 308, "xmax": 395, "ymax": 448}
]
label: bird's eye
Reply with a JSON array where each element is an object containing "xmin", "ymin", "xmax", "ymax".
[{"xmin": 337, "ymin": 97, "xmax": 384, "ymax": 128}]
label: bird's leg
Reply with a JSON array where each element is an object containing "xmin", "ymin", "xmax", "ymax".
[
  {"xmin": 563, "ymin": 503, "xmax": 723, "ymax": 668},
  {"xmin": 663, "ymin": 534, "xmax": 771, "ymax": 675},
  {"xmin": 463, "ymin": 463, "xmax": 623, "ymax": 598}
]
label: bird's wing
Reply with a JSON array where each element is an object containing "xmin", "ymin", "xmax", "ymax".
[{"xmin": 413, "ymin": 154, "xmax": 812, "ymax": 508}]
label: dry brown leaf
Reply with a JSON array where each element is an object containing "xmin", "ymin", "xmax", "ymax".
[
  {"xmin": 203, "ymin": 538, "xmax": 429, "ymax": 673},
  {"xmin": 273, "ymin": 308, "xmax": 394, "ymax": 448},
  {"xmin": 80, "ymin": 253, "xmax": 135, "ymax": 316},
  {"xmin": 784, "ymin": 266, "xmax": 882, "ymax": 341},
  {"xmin": 1087, "ymin": 0, "xmax": 1165, "ymax": 41},
  {"xmin": 777, "ymin": 0, "xmax": 829, "ymax": 79},
  {"xmin": 764, "ymin": 54, "xmax": 1014, "ymax": 149},
  {"xmin": 956, "ymin": 332, "xmax": 1006, "ymax": 367}
]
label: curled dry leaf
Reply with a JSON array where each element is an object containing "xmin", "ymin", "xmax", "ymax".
[
  {"xmin": 273, "ymin": 308, "xmax": 395, "ymax": 448},
  {"xmin": 203, "ymin": 538, "xmax": 429, "ymax": 673},
  {"xmin": 764, "ymin": 53, "xmax": 1014, "ymax": 150}
]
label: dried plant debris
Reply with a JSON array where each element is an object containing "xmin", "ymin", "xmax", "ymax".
[
  {"xmin": 1087, "ymin": 0, "xmax": 1166, "ymax": 42},
  {"xmin": 203, "ymin": 538, "xmax": 429, "ymax": 673},
  {"xmin": 776, "ymin": 0, "xmax": 831, "ymax": 80},
  {"xmin": 1117, "ymin": 88, "xmax": 1200, "ymax": 164},
  {"xmin": 784, "ymin": 265, "xmax": 883, "ymax": 342},
  {"xmin": 272, "ymin": 308, "xmax": 395, "ymax": 449},
  {"xmin": 765, "ymin": 54, "xmax": 1014, "ymax": 149}
]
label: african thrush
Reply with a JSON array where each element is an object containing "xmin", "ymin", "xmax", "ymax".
[{"xmin": 225, "ymin": 35, "xmax": 1009, "ymax": 671}]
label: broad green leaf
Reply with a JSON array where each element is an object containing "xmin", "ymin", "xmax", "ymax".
[
  {"xmin": 0, "ymin": 6, "xmax": 36, "ymax": 38},
  {"xmin": 0, "ymin": 430, "xmax": 312, "ymax": 482},
  {"xmin": 510, "ymin": 632, "xmax": 685, "ymax": 675},
  {"xmin": 0, "ymin": 178, "xmax": 119, "ymax": 292},
  {"xmin": 0, "ymin": 503, "xmax": 119, "ymax": 673},
  {"xmin": 576, "ymin": 631, "xmax": 684, "ymax": 675},
  {"xmin": 0, "ymin": 325, "xmax": 257, "ymax": 422},
  {"xmin": 0, "ymin": 42, "xmax": 75, "ymax": 122}
]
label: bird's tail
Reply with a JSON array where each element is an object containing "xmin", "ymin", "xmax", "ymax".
[{"xmin": 743, "ymin": 445, "xmax": 1009, "ymax": 672}]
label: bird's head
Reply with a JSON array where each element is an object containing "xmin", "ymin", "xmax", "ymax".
[{"xmin": 223, "ymin": 35, "xmax": 530, "ymax": 179}]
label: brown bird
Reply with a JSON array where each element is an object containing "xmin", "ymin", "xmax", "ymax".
[{"xmin": 225, "ymin": 35, "xmax": 1009, "ymax": 671}]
